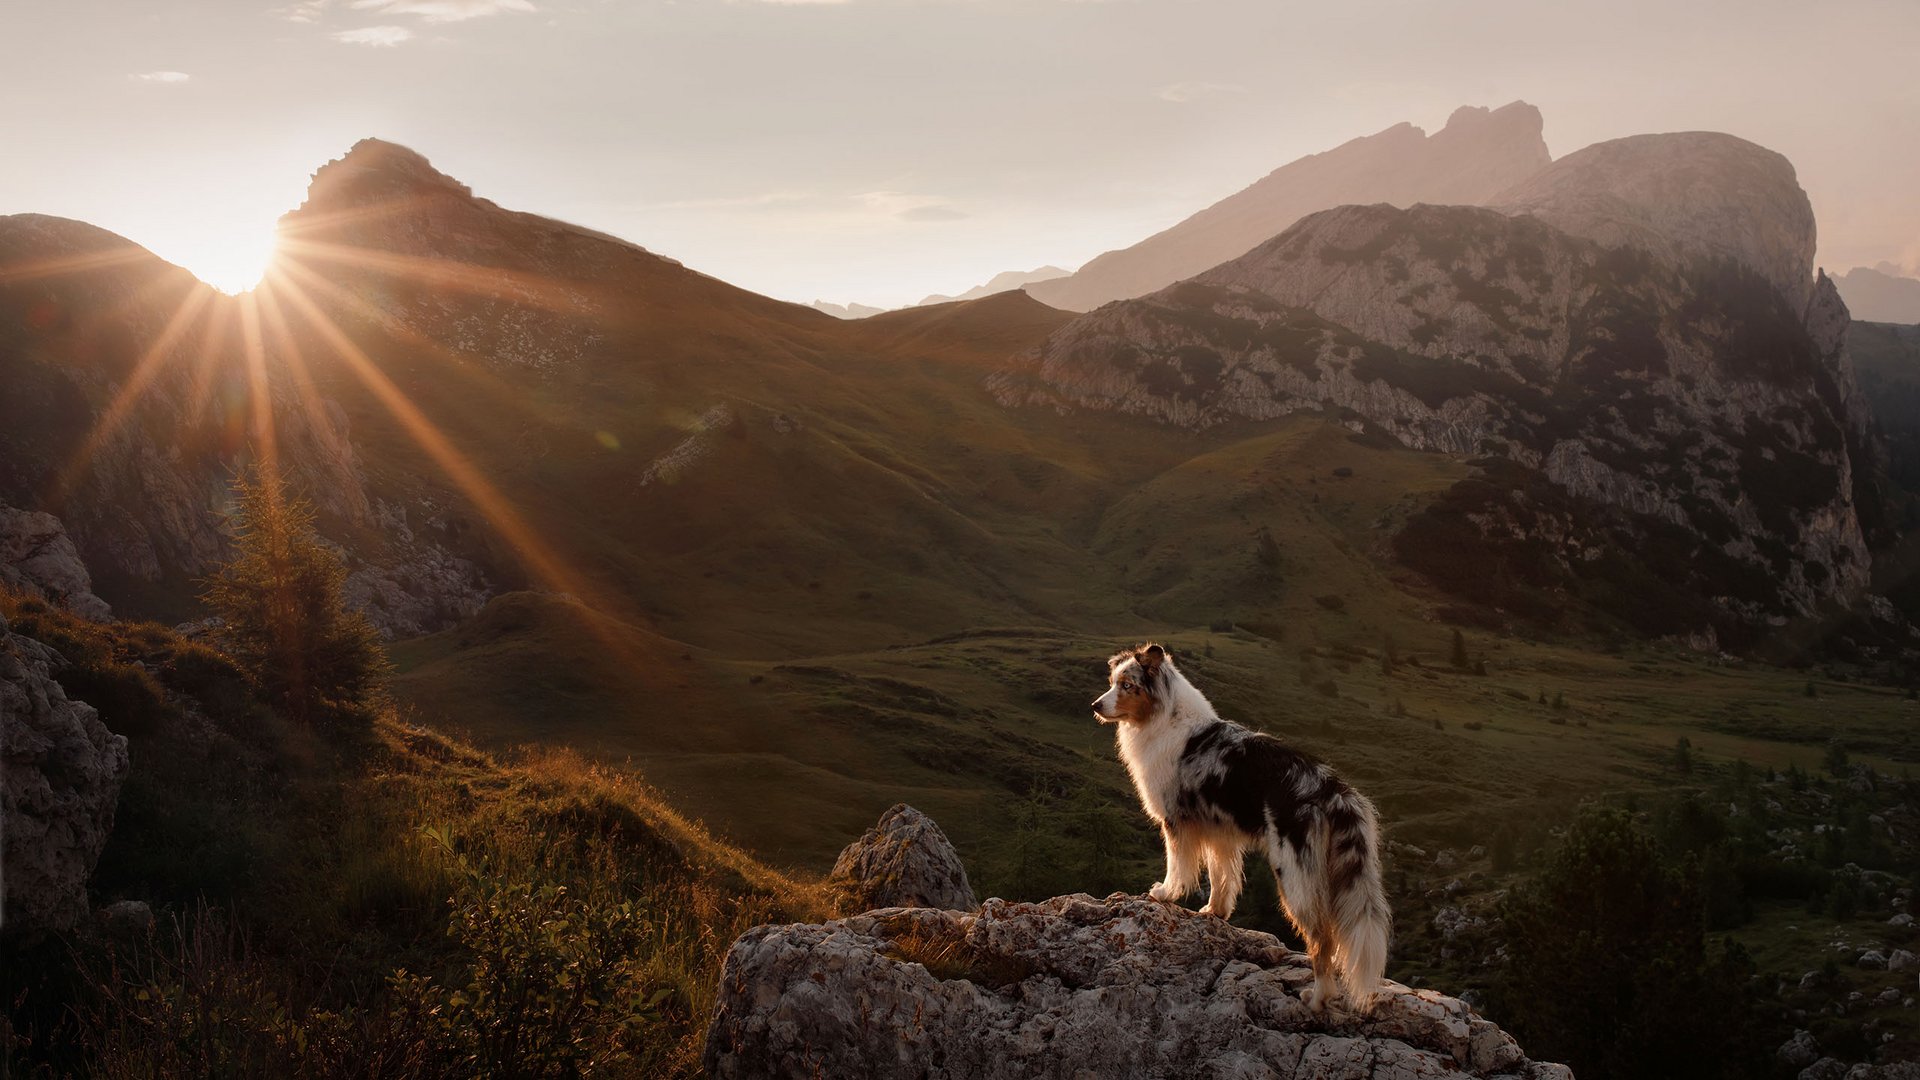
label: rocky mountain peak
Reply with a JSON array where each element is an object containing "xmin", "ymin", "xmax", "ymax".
[
  {"xmin": 289, "ymin": 138, "xmax": 478, "ymax": 220},
  {"xmin": 1494, "ymin": 131, "xmax": 1817, "ymax": 308}
]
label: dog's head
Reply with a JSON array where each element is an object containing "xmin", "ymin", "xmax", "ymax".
[{"xmin": 1092, "ymin": 642, "xmax": 1173, "ymax": 725}]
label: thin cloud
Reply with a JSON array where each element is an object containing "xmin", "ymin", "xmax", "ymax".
[
  {"xmin": 331, "ymin": 24, "xmax": 415, "ymax": 44},
  {"xmin": 131, "ymin": 71, "xmax": 192, "ymax": 84},
  {"xmin": 349, "ymin": 0, "xmax": 537, "ymax": 22},
  {"xmin": 898, "ymin": 205, "xmax": 968, "ymax": 222},
  {"xmin": 275, "ymin": 0, "xmax": 331, "ymax": 21},
  {"xmin": 1157, "ymin": 81, "xmax": 1242, "ymax": 103},
  {"xmin": 858, "ymin": 190, "xmax": 966, "ymax": 221}
]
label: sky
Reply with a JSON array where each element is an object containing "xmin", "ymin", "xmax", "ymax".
[{"xmin": 4, "ymin": 0, "xmax": 1917, "ymax": 308}]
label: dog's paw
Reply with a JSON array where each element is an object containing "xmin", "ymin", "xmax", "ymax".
[
  {"xmin": 1198, "ymin": 901, "xmax": 1230, "ymax": 919},
  {"xmin": 1147, "ymin": 881, "xmax": 1178, "ymax": 902},
  {"xmin": 1301, "ymin": 986, "xmax": 1325, "ymax": 1014}
]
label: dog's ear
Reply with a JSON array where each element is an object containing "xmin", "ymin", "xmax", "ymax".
[{"xmin": 1138, "ymin": 643, "xmax": 1169, "ymax": 672}]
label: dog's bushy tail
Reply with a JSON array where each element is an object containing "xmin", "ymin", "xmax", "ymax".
[{"xmin": 1326, "ymin": 790, "xmax": 1391, "ymax": 1008}]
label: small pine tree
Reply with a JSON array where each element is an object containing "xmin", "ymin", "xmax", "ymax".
[
  {"xmin": 202, "ymin": 470, "xmax": 386, "ymax": 727},
  {"xmin": 1673, "ymin": 736, "xmax": 1694, "ymax": 774},
  {"xmin": 1550, "ymin": 690, "xmax": 1567, "ymax": 711},
  {"xmin": 1450, "ymin": 628, "xmax": 1469, "ymax": 669},
  {"xmin": 1824, "ymin": 738, "xmax": 1850, "ymax": 778}
]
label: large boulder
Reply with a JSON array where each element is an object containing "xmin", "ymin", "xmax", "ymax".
[
  {"xmin": 830, "ymin": 803, "xmax": 977, "ymax": 913},
  {"xmin": 0, "ymin": 506, "xmax": 111, "ymax": 621},
  {"xmin": 704, "ymin": 893, "xmax": 1571, "ymax": 1079},
  {"xmin": 1, "ymin": 612, "xmax": 129, "ymax": 938}
]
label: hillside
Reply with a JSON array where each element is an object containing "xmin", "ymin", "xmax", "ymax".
[{"xmin": 1027, "ymin": 101, "xmax": 1550, "ymax": 312}]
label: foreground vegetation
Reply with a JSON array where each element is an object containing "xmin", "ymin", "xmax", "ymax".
[{"xmin": 0, "ymin": 588, "xmax": 826, "ymax": 1078}]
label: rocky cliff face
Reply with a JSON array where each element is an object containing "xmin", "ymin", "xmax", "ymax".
[
  {"xmin": 1493, "ymin": 132, "xmax": 1819, "ymax": 311},
  {"xmin": 704, "ymin": 894, "xmax": 1571, "ymax": 1080},
  {"xmin": 995, "ymin": 132, "xmax": 1883, "ymax": 632},
  {"xmin": 0, "ymin": 506, "xmax": 111, "ymax": 620},
  {"xmin": 1029, "ymin": 102, "xmax": 1550, "ymax": 313},
  {"xmin": 0, "ymin": 610, "xmax": 128, "ymax": 938},
  {"xmin": 829, "ymin": 802, "xmax": 978, "ymax": 913}
]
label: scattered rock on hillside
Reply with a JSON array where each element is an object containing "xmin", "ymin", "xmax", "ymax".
[
  {"xmin": 704, "ymin": 893, "xmax": 1570, "ymax": 1079},
  {"xmin": 829, "ymin": 803, "xmax": 977, "ymax": 912},
  {"xmin": 0, "ymin": 506, "xmax": 111, "ymax": 621},
  {"xmin": 0, "ymin": 612, "xmax": 129, "ymax": 938}
]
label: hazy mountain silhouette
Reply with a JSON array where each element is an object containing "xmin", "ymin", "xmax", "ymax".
[
  {"xmin": 917, "ymin": 266, "xmax": 1071, "ymax": 307},
  {"xmin": 1835, "ymin": 263, "xmax": 1920, "ymax": 324},
  {"xmin": 1026, "ymin": 101, "xmax": 1550, "ymax": 312}
]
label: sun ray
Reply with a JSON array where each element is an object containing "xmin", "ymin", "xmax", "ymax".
[
  {"xmin": 0, "ymin": 244, "xmax": 158, "ymax": 285},
  {"xmin": 276, "ymin": 236, "xmax": 603, "ymax": 317},
  {"xmin": 266, "ymin": 268, "xmax": 602, "ymax": 609},
  {"xmin": 56, "ymin": 287, "xmax": 214, "ymax": 498},
  {"xmin": 270, "ymin": 254, "xmax": 575, "ymax": 430},
  {"xmin": 236, "ymin": 291, "xmax": 280, "ymax": 487}
]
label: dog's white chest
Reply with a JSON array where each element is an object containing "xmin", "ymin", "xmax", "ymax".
[{"xmin": 1117, "ymin": 722, "xmax": 1187, "ymax": 824}]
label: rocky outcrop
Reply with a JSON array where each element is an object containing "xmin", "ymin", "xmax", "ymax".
[
  {"xmin": 995, "ymin": 177, "xmax": 1879, "ymax": 626},
  {"xmin": 1493, "ymin": 132, "xmax": 1818, "ymax": 311},
  {"xmin": 829, "ymin": 803, "xmax": 977, "ymax": 912},
  {"xmin": 1, "ymin": 611, "xmax": 129, "ymax": 938},
  {"xmin": 0, "ymin": 506, "xmax": 110, "ymax": 620},
  {"xmin": 1029, "ymin": 102, "xmax": 1550, "ymax": 312},
  {"xmin": 704, "ymin": 894, "xmax": 1570, "ymax": 1080}
]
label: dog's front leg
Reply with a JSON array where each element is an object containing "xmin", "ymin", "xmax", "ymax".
[{"xmin": 1148, "ymin": 823, "xmax": 1201, "ymax": 902}]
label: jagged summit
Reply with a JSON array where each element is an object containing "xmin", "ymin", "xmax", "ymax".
[
  {"xmin": 1494, "ymin": 130, "xmax": 1817, "ymax": 307},
  {"xmin": 1026, "ymin": 101, "xmax": 1550, "ymax": 312},
  {"xmin": 288, "ymin": 138, "xmax": 479, "ymax": 220}
]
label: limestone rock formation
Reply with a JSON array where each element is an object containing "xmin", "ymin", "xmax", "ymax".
[
  {"xmin": 830, "ymin": 803, "xmax": 977, "ymax": 912},
  {"xmin": 1029, "ymin": 102, "xmax": 1550, "ymax": 312},
  {"xmin": 0, "ymin": 611, "xmax": 129, "ymax": 938},
  {"xmin": 0, "ymin": 506, "xmax": 111, "ymax": 620},
  {"xmin": 704, "ymin": 894, "xmax": 1570, "ymax": 1080},
  {"xmin": 994, "ymin": 134, "xmax": 1883, "ymax": 630}
]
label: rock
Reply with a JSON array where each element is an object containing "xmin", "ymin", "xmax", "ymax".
[
  {"xmin": 1801, "ymin": 1060, "xmax": 1850, "ymax": 1080},
  {"xmin": 0, "ymin": 506, "xmax": 111, "ymax": 620},
  {"xmin": 1860, "ymin": 950, "xmax": 1889, "ymax": 970},
  {"xmin": 1435, "ymin": 849, "xmax": 1459, "ymax": 871},
  {"xmin": 1, "ymin": 615, "xmax": 129, "ymax": 938},
  {"xmin": 1493, "ymin": 131, "xmax": 1817, "ymax": 309},
  {"xmin": 1877, "ymin": 987, "xmax": 1902, "ymax": 1006},
  {"xmin": 829, "ymin": 803, "xmax": 977, "ymax": 912},
  {"xmin": 704, "ymin": 893, "xmax": 1571, "ymax": 1080},
  {"xmin": 1777, "ymin": 1030, "xmax": 1820, "ymax": 1069},
  {"xmin": 1889, "ymin": 914, "xmax": 1913, "ymax": 928},
  {"xmin": 1889, "ymin": 949, "xmax": 1916, "ymax": 971},
  {"xmin": 95, "ymin": 899, "xmax": 154, "ymax": 937}
]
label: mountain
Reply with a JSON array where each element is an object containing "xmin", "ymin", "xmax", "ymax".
[
  {"xmin": 997, "ymin": 131, "xmax": 1883, "ymax": 645},
  {"xmin": 917, "ymin": 265, "xmax": 1071, "ymax": 307},
  {"xmin": 1835, "ymin": 263, "xmax": 1920, "ymax": 324},
  {"xmin": 1026, "ymin": 102, "xmax": 1551, "ymax": 312},
  {"xmin": 808, "ymin": 299, "xmax": 888, "ymax": 319}
]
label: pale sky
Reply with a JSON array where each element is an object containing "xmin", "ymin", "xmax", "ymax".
[{"xmin": 4, "ymin": 0, "xmax": 1916, "ymax": 307}]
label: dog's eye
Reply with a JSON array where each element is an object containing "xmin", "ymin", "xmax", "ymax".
[{"xmin": 1120, "ymin": 680, "xmax": 1136, "ymax": 692}]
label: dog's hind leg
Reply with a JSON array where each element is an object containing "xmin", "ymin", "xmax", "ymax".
[
  {"xmin": 1199, "ymin": 839, "xmax": 1245, "ymax": 919},
  {"xmin": 1149, "ymin": 823, "xmax": 1202, "ymax": 902}
]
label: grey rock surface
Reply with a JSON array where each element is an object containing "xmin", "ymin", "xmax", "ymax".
[
  {"xmin": 705, "ymin": 893, "xmax": 1571, "ymax": 1080},
  {"xmin": 0, "ymin": 506, "xmax": 111, "ymax": 620},
  {"xmin": 1, "ymin": 613, "xmax": 129, "ymax": 938},
  {"xmin": 829, "ymin": 803, "xmax": 977, "ymax": 913}
]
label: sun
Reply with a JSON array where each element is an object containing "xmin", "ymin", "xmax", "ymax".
[{"xmin": 178, "ymin": 230, "xmax": 280, "ymax": 295}]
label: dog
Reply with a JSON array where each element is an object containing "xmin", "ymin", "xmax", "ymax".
[{"xmin": 1093, "ymin": 642, "xmax": 1391, "ymax": 1012}]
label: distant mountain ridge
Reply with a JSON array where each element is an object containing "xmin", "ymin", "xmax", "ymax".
[
  {"xmin": 918, "ymin": 266, "xmax": 1071, "ymax": 307},
  {"xmin": 1026, "ymin": 101, "xmax": 1551, "ymax": 312},
  {"xmin": 1835, "ymin": 263, "xmax": 1920, "ymax": 324}
]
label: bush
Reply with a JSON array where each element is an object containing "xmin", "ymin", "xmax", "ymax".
[{"xmin": 1488, "ymin": 806, "xmax": 1764, "ymax": 1079}]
